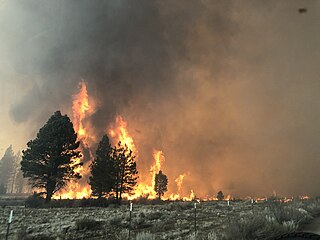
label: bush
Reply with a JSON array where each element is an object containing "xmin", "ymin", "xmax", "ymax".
[
  {"xmin": 46, "ymin": 199, "xmax": 77, "ymax": 208},
  {"xmin": 79, "ymin": 198, "xmax": 109, "ymax": 207},
  {"xmin": 269, "ymin": 203, "xmax": 312, "ymax": 225},
  {"xmin": 15, "ymin": 231, "xmax": 56, "ymax": 240},
  {"xmin": 136, "ymin": 232, "xmax": 155, "ymax": 240},
  {"xmin": 146, "ymin": 211, "xmax": 162, "ymax": 220},
  {"xmin": 75, "ymin": 218, "xmax": 102, "ymax": 230},
  {"xmin": 303, "ymin": 200, "xmax": 320, "ymax": 216},
  {"xmin": 167, "ymin": 202, "xmax": 191, "ymax": 211},
  {"xmin": 208, "ymin": 231, "xmax": 219, "ymax": 240},
  {"xmin": 115, "ymin": 229, "xmax": 129, "ymax": 240},
  {"xmin": 223, "ymin": 213, "xmax": 296, "ymax": 240},
  {"xmin": 110, "ymin": 216, "xmax": 122, "ymax": 226},
  {"xmin": 25, "ymin": 193, "xmax": 45, "ymax": 208},
  {"xmin": 223, "ymin": 201, "xmax": 311, "ymax": 240},
  {"xmin": 133, "ymin": 216, "xmax": 152, "ymax": 229}
]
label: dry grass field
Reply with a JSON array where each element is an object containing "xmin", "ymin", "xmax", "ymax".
[{"xmin": 1, "ymin": 198, "xmax": 320, "ymax": 240}]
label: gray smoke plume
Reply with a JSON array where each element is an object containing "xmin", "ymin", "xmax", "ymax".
[{"xmin": 1, "ymin": 0, "xmax": 320, "ymax": 197}]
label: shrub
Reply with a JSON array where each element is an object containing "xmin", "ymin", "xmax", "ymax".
[
  {"xmin": 25, "ymin": 192, "xmax": 45, "ymax": 208},
  {"xmin": 133, "ymin": 216, "xmax": 150, "ymax": 229},
  {"xmin": 75, "ymin": 218, "xmax": 102, "ymax": 230},
  {"xmin": 15, "ymin": 232, "xmax": 56, "ymax": 240},
  {"xmin": 303, "ymin": 200, "xmax": 320, "ymax": 216},
  {"xmin": 136, "ymin": 232, "xmax": 155, "ymax": 240},
  {"xmin": 223, "ymin": 213, "xmax": 292, "ymax": 240},
  {"xmin": 167, "ymin": 202, "xmax": 191, "ymax": 211},
  {"xmin": 115, "ymin": 229, "xmax": 129, "ymax": 240},
  {"xmin": 207, "ymin": 231, "xmax": 219, "ymax": 240},
  {"xmin": 269, "ymin": 203, "xmax": 312, "ymax": 225},
  {"xmin": 110, "ymin": 216, "xmax": 122, "ymax": 226},
  {"xmin": 146, "ymin": 211, "xmax": 162, "ymax": 220},
  {"xmin": 79, "ymin": 198, "xmax": 109, "ymax": 207}
]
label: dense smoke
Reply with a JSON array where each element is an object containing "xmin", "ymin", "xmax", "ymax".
[{"xmin": 1, "ymin": 0, "xmax": 320, "ymax": 197}]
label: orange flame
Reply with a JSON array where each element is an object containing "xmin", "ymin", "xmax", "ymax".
[
  {"xmin": 182, "ymin": 189, "xmax": 195, "ymax": 201},
  {"xmin": 55, "ymin": 81, "xmax": 93, "ymax": 199},
  {"xmin": 109, "ymin": 117, "xmax": 170, "ymax": 200},
  {"xmin": 169, "ymin": 174, "xmax": 186, "ymax": 200},
  {"xmin": 150, "ymin": 150, "xmax": 164, "ymax": 189},
  {"xmin": 300, "ymin": 195, "xmax": 310, "ymax": 200},
  {"xmin": 175, "ymin": 174, "xmax": 185, "ymax": 193},
  {"xmin": 109, "ymin": 116, "xmax": 136, "ymax": 154},
  {"xmin": 72, "ymin": 80, "xmax": 89, "ymax": 140},
  {"xmin": 55, "ymin": 81, "xmax": 200, "ymax": 201}
]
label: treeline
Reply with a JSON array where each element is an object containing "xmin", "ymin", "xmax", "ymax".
[
  {"xmin": 20, "ymin": 111, "xmax": 168, "ymax": 203},
  {"xmin": 0, "ymin": 145, "xmax": 26, "ymax": 194}
]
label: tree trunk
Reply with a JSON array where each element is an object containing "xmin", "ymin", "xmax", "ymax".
[
  {"xmin": 116, "ymin": 188, "xmax": 119, "ymax": 201},
  {"xmin": 45, "ymin": 180, "xmax": 55, "ymax": 203},
  {"xmin": 45, "ymin": 193, "xmax": 52, "ymax": 203}
]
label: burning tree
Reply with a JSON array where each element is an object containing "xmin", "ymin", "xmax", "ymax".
[
  {"xmin": 21, "ymin": 111, "xmax": 82, "ymax": 202},
  {"xmin": 111, "ymin": 142, "xmax": 138, "ymax": 202},
  {"xmin": 0, "ymin": 145, "xmax": 15, "ymax": 194},
  {"xmin": 89, "ymin": 135, "xmax": 114, "ymax": 198},
  {"xmin": 154, "ymin": 170, "xmax": 168, "ymax": 199}
]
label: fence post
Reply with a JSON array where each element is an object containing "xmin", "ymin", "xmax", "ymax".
[
  {"xmin": 251, "ymin": 199, "xmax": 254, "ymax": 214},
  {"xmin": 194, "ymin": 202, "xmax": 197, "ymax": 237},
  {"xmin": 5, "ymin": 210, "xmax": 13, "ymax": 240},
  {"xmin": 128, "ymin": 202, "xmax": 132, "ymax": 240},
  {"xmin": 227, "ymin": 200, "xmax": 230, "ymax": 222}
]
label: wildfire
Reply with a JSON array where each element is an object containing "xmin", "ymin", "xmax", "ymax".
[
  {"xmin": 55, "ymin": 81, "xmax": 94, "ymax": 199},
  {"xmin": 150, "ymin": 150, "xmax": 164, "ymax": 188},
  {"xmin": 182, "ymin": 189, "xmax": 195, "ymax": 201},
  {"xmin": 109, "ymin": 116, "xmax": 136, "ymax": 154},
  {"xmin": 169, "ymin": 174, "xmax": 186, "ymax": 200},
  {"xmin": 53, "ymin": 81, "xmax": 202, "ymax": 201},
  {"xmin": 72, "ymin": 80, "xmax": 89, "ymax": 140},
  {"xmin": 300, "ymin": 195, "xmax": 310, "ymax": 200},
  {"xmin": 175, "ymin": 174, "xmax": 185, "ymax": 192},
  {"xmin": 255, "ymin": 197, "xmax": 268, "ymax": 203}
]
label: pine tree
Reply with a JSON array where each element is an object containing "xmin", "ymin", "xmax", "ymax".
[
  {"xmin": 13, "ymin": 151, "xmax": 25, "ymax": 194},
  {"xmin": 89, "ymin": 135, "xmax": 115, "ymax": 198},
  {"xmin": 217, "ymin": 190, "xmax": 224, "ymax": 201},
  {"xmin": 0, "ymin": 145, "xmax": 15, "ymax": 194},
  {"xmin": 15, "ymin": 167, "xmax": 25, "ymax": 194},
  {"xmin": 112, "ymin": 142, "xmax": 138, "ymax": 202},
  {"xmin": 21, "ymin": 111, "xmax": 82, "ymax": 202},
  {"xmin": 154, "ymin": 170, "xmax": 168, "ymax": 199}
]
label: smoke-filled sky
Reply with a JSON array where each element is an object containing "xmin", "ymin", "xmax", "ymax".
[{"xmin": 1, "ymin": 0, "xmax": 320, "ymax": 197}]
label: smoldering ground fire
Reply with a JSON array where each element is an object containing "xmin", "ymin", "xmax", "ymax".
[{"xmin": 1, "ymin": 0, "xmax": 320, "ymax": 199}]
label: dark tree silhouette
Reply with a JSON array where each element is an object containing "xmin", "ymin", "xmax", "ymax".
[
  {"xmin": 13, "ymin": 151, "xmax": 25, "ymax": 194},
  {"xmin": 89, "ymin": 135, "xmax": 115, "ymax": 198},
  {"xmin": 21, "ymin": 111, "xmax": 82, "ymax": 202},
  {"xmin": 0, "ymin": 145, "xmax": 15, "ymax": 194},
  {"xmin": 217, "ymin": 190, "xmax": 224, "ymax": 201},
  {"xmin": 154, "ymin": 170, "xmax": 168, "ymax": 199},
  {"xmin": 112, "ymin": 142, "xmax": 138, "ymax": 202}
]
